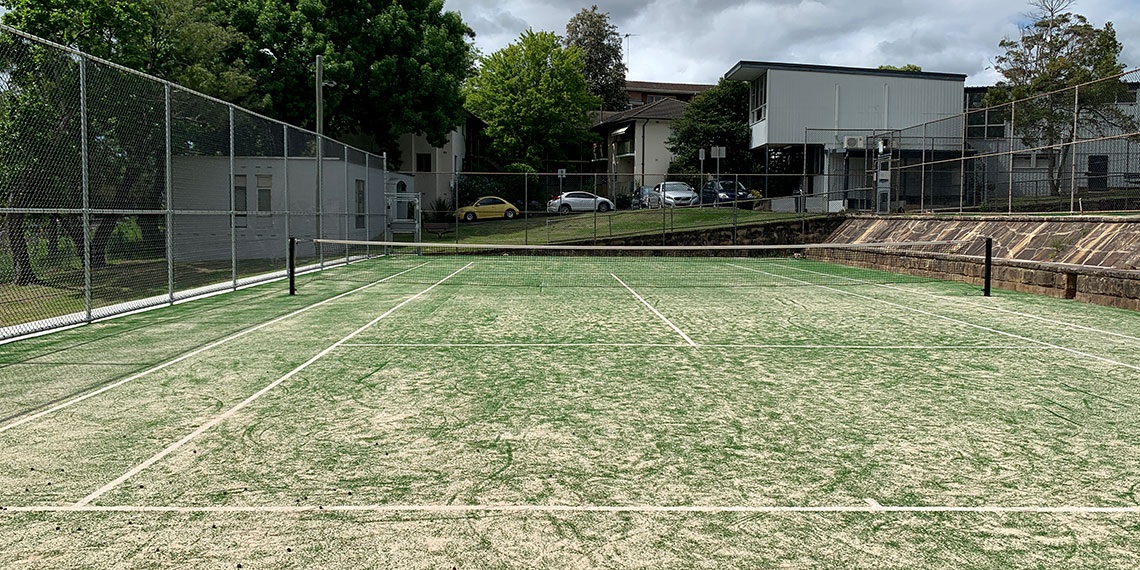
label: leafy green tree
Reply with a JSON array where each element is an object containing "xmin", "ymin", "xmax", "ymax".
[
  {"xmin": 564, "ymin": 5, "xmax": 627, "ymax": 111},
  {"xmin": 464, "ymin": 30, "xmax": 600, "ymax": 169},
  {"xmin": 227, "ymin": 0, "xmax": 476, "ymax": 160},
  {"xmin": 985, "ymin": 0, "xmax": 1134, "ymax": 195},
  {"xmin": 666, "ymin": 78, "xmax": 752, "ymax": 175},
  {"xmin": 878, "ymin": 64, "xmax": 923, "ymax": 72}
]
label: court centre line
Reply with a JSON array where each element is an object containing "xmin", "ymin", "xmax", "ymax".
[
  {"xmin": 4, "ymin": 503, "xmax": 1140, "ymax": 515},
  {"xmin": 74, "ymin": 263, "xmax": 472, "ymax": 507},
  {"xmin": 728, "ymin": 263, "xmax": 1140, "ymax": 373},
  {"xmin": 610, "ymin": 274, "xmax": 697, "ymax": 347},
  {"xmin": 340, "ymin": 342, "xmax": 1053, "ymax": 351},
  {"xmin": 0, "ymin": 263, "xmax": 428, "ymax": 435},
  {"xmin": 771, "ymin": 261, "xmax": 1140, "ymax": 344}
]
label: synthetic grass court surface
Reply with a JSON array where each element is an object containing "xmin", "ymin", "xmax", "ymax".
[{"xmin": 1, "ymin": 254, "xmax": 1139, "ymax": 568}]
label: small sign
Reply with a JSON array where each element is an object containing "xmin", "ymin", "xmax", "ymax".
[
  {"xmin": 711, "ymin": 146, "xmax": 726, "ymax": 159},
  {"xmin": 557, "ymin": 168, "xmax": 566, "ymax": 179},
  {"xmin": 698, "ymin": 149, "xmax": 706, "ymax": 161}
]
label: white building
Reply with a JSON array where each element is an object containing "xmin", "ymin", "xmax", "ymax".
[
  {"xmin": 725, "ymin": 61, "xmax": 966, "ymax": 211},
  {"xmin": 592, "ymin": 97, "xmax": 688, "ymax": 197},
  {"xmin": 170, "ymin": 155, "xmax": 413, "ymax": 262}
]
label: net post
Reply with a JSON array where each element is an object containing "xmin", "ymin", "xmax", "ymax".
[
  {"xmin": 288, "ymin": 237, "xmax": 297, "ymax": 296},
  {"xmin": 983, "ymin": 236, "xmax": 992, "ymax": 297}
]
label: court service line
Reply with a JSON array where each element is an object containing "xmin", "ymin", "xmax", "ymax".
[
  {"xmin": 729, "ymin": 264, "xmax": 1140, "ymax": 372},
  {"xmin": 0, "ymin": 264, "xmax": 428, "ymax": 435},
  {"xmin": 4, "ymin": 503, "xmax": 1139, "ymax": 515},
  {"xmin": 340, "ymin": 342, "xmax": 1055, "ymax": 351},
  {"xmin": 74, "ymin": 263, "xmax": 472, "ymax": 507},
  {"xmin": 773, "ymin": 261, "xmax": 1140, "ymax": 344},
  {"xmin": 610, "ymin": 274, "xmax": 697, "ymax": 347}
]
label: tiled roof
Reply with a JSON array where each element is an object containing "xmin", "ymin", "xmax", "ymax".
[
  {"xmin": 625, "ymin": 80, "xmax": 715, "ymax": 94},
  {"xmin": 594, "ymin": 97, "xmax": 688, "ymax": 127}
]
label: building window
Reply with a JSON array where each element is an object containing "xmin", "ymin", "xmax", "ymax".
[
  {"xmin": 416, "ymin": 153, "xmax": 432, "ymax": 173},
  {"xmin": 750, "ymin": 73, "xmax": 767, "ymax": 123},
  {"xmin": 1118, "ymin": 88, "xmax": 1138, "ymax": 104},
  {"xmin": 965, "ymin": 91, "xmax": 1007, "ymax": 139},
  {"xmin": 256, "ymin": 174, "xmax": 272, "ymax": 214},
  {"xmin": 355, "ymin": 179, "xmax": 366, "ymax": 229},
  {"xmin": 233, "ymin": 174, "xmax": 247, "ymax": 227}
]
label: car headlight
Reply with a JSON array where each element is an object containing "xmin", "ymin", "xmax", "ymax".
[{"xmin": 718, "ymin": 192, "xmax": 729, "ymax": 199}]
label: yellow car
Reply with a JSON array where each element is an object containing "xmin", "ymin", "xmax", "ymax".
[{"xmin": 456, "ymin": 196, "xmax": 520, "ymax": 222}]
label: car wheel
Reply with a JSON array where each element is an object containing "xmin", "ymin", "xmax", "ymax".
[
  {"xmin": 597, "ymin": 202, "xmax": 611, "ymax": 213},
  {"xmin": 558, "ymin": 204, "xmax": 571, "ymax": 214},
  {"xmin": 504, "ymin": 209, "xmax": 517, "ymax": 219},
  {"xmin": 464, "ymin": 212, "xmax": 476, "ymax": 222}
]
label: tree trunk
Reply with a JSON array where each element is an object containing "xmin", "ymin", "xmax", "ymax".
[
  {"xmin": 89, "ymin": 215, "xmax": 121, "ymax": 270},
  {"xmin": 5, "ymin": 213, "xmax": 38, "ymax": 286}
]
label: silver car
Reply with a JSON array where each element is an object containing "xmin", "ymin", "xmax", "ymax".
[
  {"xmin": 647, "ymin": 181, "xmax": 698, "ymax": 208},
  {"xmin": 547, "ymin": 191, "xmax": 616, "ymax": 214}
]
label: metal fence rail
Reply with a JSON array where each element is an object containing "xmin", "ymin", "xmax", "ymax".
[{"xmin": 0, "ymin": 25, "xmax": 392, "ymax": 340}]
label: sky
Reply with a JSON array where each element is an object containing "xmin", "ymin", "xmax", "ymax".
[{"xmin": 444, "ymin": 0, "xmax": 1140, "ymax": 86}]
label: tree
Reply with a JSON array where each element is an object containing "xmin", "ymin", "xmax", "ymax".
[
  {"xmin": 986, "ymin": 0, "xmax": 1134, "ymax": 195},
  {"xmin": 1, "ymin": 0, "xmax": 242, "ymax": 280},
  {"xmin": 564, "ymin": 5, "xmax": 627, "ymax": 111},
  {"xmin": 878, "ymin": 64, "xmax": 923, "ymax": 72},
  {"xmin": 463, "ymin": 30, "xmax": 600, "ymax": 169},
  {"xmin": 666, "ymin": 79, "xmax": 752, "ymax": 175},
  {"xmin": 227, "ymin": 0, "xmax": 476, "ymax": 161}
]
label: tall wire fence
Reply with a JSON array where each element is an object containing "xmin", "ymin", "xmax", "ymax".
[
  {"xmin": 0, "ymin": 25, "xmax": 394, "ymax": 340},
  {"xmin": 802, "ymin": 69, "xmax": 1140, "ymax": 214}
]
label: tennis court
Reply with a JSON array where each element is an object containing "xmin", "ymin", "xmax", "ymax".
[{"xmin": 2, "ymin": 240, "xmax": 1139, "ymax": 568}]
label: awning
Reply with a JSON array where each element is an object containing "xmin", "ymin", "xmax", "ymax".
[{"xmin": 611, "ymin": 125, "xmax": 630, "ymax": 136}]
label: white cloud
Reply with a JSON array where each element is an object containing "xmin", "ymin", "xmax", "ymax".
[{"xmin": 443, "ymin": 0, "xmax": 1140, "ymax": 85}]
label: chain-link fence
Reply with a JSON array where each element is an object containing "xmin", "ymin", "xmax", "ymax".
[
  {"xmin": 0, "ymin": 26, "xmax": 394, "ymax": 340},
  {"xmin": 802, "ymin": 70, "xmax": 1140, "ymax": 214},
  {"xmin": 416, "ymin": 170, "xmax": 816, "ymax": 246}
]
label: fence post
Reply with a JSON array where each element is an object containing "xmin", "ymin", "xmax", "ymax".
[
  {"xmin": 79, "ymin": 56, "xmax": 92, "ymax": 324},
  {"xmin": 1070, "ymin": 84, "xmax": 1079, "ymax": 213},
  {"xmin": 229, "ymin": 105, "xmax": 237, "ymax": 289},
  {"xmin": 1008, "ymin": 101, "xmax": 1015, "ymax": 214},
  {"xmin": 283, "ymin": 125, "xmax": 290, "ymax": 260},
  {"xmin": 920, "ymin": 123, "xmax": 927, "ymax": 212},
  {"xmin": 959, "ymin": 113, "xmax": 966, "ymax": 213},
  {"xmin": 165, "ymin": 83, "xmax": 174, "ymax": 305}
]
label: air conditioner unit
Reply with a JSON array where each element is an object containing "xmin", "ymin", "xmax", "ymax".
[{"xmin": 843, "ymin": 136, "xmax": 865, "ymax": 149}]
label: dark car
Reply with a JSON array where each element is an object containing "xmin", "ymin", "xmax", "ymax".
[{"xmin": 700, "ymin": 180, "xmax": 753, "ymax": 208}]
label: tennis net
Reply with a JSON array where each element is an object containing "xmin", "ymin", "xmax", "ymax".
[{"xmin": 288, "ymin": 238, "xmax": 991, "ymax": 292}]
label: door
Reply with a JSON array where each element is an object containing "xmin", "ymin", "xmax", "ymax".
[{"xmin": 1087, "ymin": 155, "xmax": 1109, "ymax": 191}]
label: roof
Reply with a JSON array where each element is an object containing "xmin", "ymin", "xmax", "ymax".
[
  {"xmin": 625, "ymin": 80, "xmax": 715, "ymax": 95},
  {"xmin": 724, "ymin": 61, "xmax": 967, "ymax": 83},
  {"xmin": 594, "ymin": 97, "xmax": 689, "ymax": 127}
]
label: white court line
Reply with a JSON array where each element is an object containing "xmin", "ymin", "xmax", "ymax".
[
  {"xmin": 3, "ymin": 503, "xmax": 1139, "ymax": 515},
  {"xmin": 74, "ymin": 263, "xmax": 472, "ymax": 507},
  {"xmin": 340, "ymin": 342, "xmax": 1054, "ymax": 351},
  {"xmin": 729, "ymin": 264, "xmax": 1140, "ymax": 373},
  {"xmin": 774, "ymin": 262, "xmax": 1140, "ymax": 344},
  {"xmin": 0, "ymin": 263, "xmax": 427, "ymax": 435},
  {"xmin": 611, "ymin": 274, "xmax": 697, "ymax": 347}
]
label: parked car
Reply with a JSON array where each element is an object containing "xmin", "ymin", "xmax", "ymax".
[
  {"xmin": 700, "ymin": 179, "xmax": 754, "ymax": 208},
  {"xmin": 547, "ymin": 191, "xmax": 616, "ymax": 214},
  {"xmin": 647, "ymin": 181, "xmax": 698, "ymax": 208},
  {"xmin": 456, "ymin": 196, "xmax": 520, "ymax": 222},
  {"xmin": 631, "ymin": 186, "xmax": 653, "ymax": 210}
]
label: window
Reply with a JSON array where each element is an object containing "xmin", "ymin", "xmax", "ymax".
[
  {"xmin": 750, "ymin": 73, "xmax": 767, "ymax": 123},
  {"xmin": 416, "ymin": 153, "xmax": 432, "ymax": 173},
  {"xmin": 477, "ymin": 197, "xmax": 501, "ymax": 206},
  {"xmin": 647, "ymin": 94, "xmax": 664, "ymax": 103},
  {"xmin": 233, "ymin": 174, "xmax": 248, "ymax": 227},
  {"xmin": 256, "ymin": 174, "xmax": 272, "ymax": 214},
  {"xmin": 355, "ymin": 180, "xmax": 366, "ymax": 229},
  {"xmin": 1012, "ymin": 153, "xmax": 1034, "ymax": 169},
  {"xmin": 1118, "ymin": 88, "xmax": 1138, "ymax": 104},
  {"xmin": 965, "ymin": 91, "xmax": 1007, "ymax": 139}
]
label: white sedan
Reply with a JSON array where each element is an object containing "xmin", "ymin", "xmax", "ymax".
[{"xmin": 547, "ymin": 191, "xmax": 615, "ymax": 214}]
